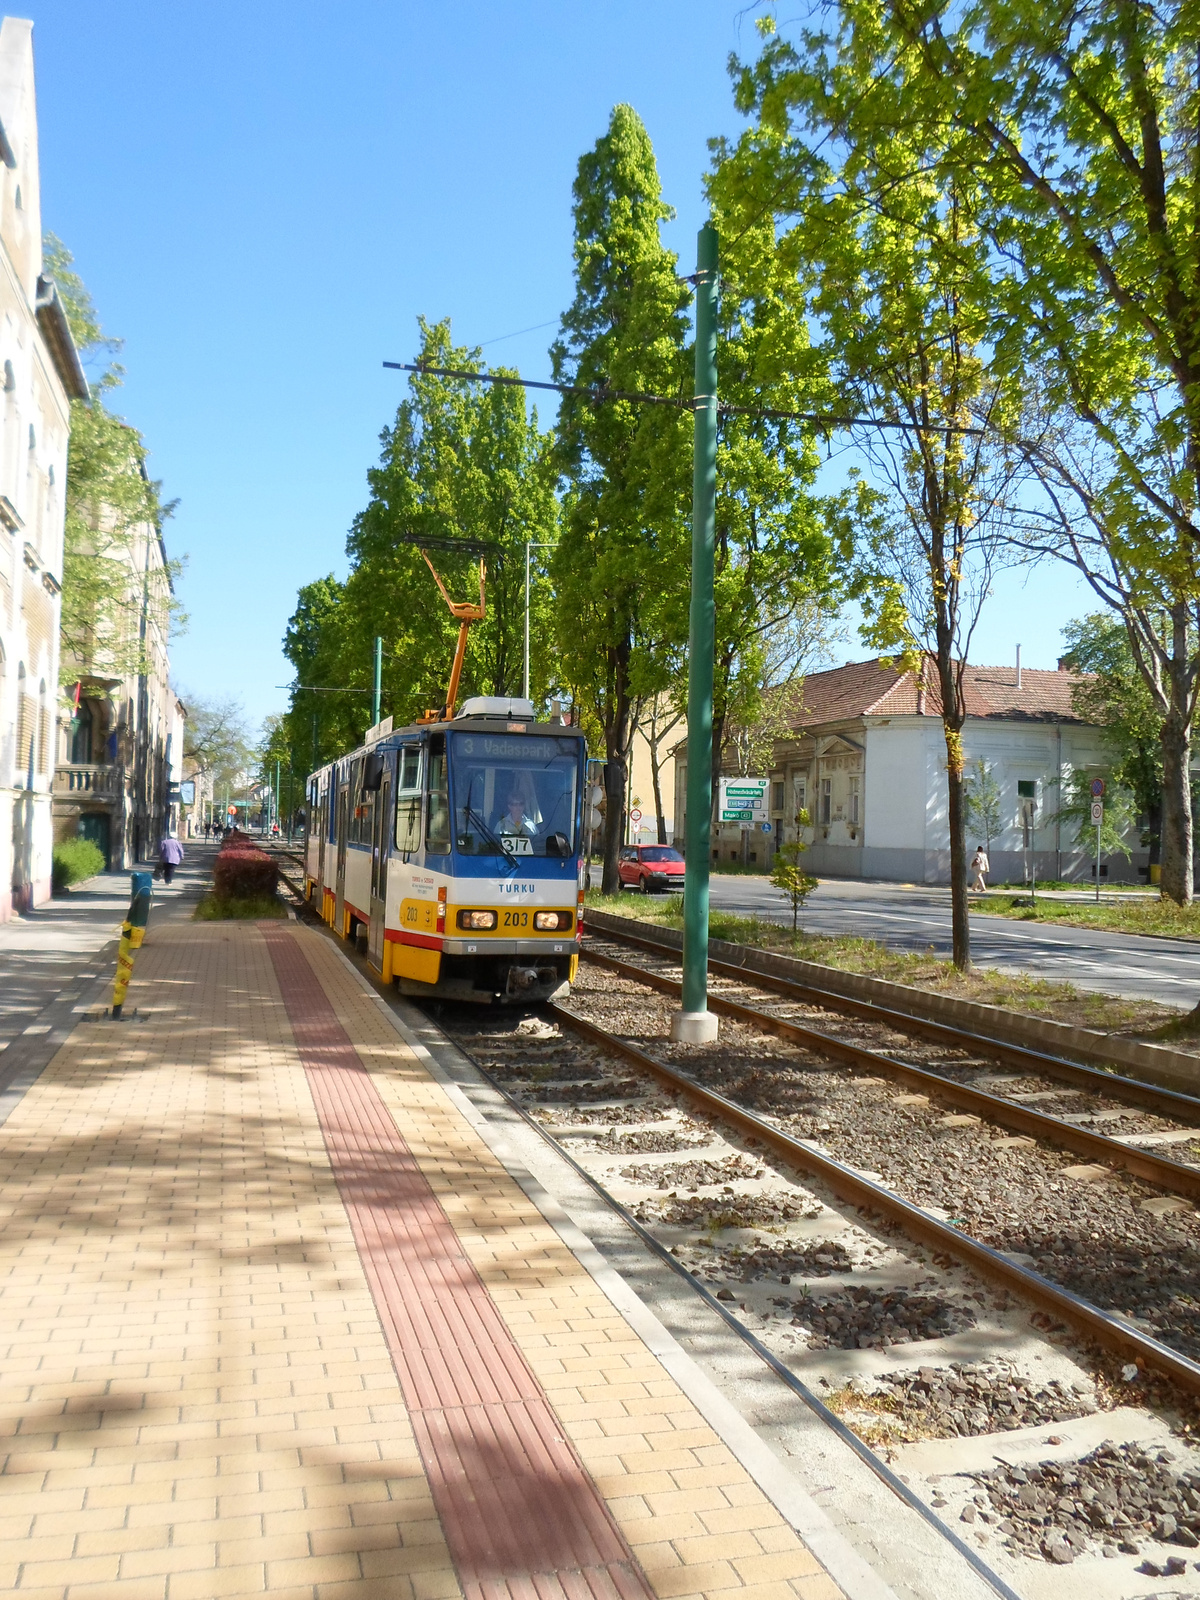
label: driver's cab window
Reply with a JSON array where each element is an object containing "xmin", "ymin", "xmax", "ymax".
[
  {"xmin": 395, "ymin": 746, "xmax": 422, "ymax": 854},
  {"xmin": 620, "ymin": 847, "xmax": 637, "ymax": 861},
  {"xmin": 426, "ymin": 736, "xmax": 451, "ymax": 854}
]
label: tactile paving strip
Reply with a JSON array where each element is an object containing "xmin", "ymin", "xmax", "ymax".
[{"xmin": 262, "ymin": 924, "xmax": 655, "ymax": 1600}]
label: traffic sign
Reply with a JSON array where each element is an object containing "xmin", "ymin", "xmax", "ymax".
[
  {"xmin": 760, "ymin": 821, "xmax": 772, "ymax": 833},
  {"xmin": 629, "ymin": 807, "xmax": 642, "ymax": 825},
  {"xmin": 1090, "ymin": 801, "xmax": 1104, "ymax": 824},
  {"xmin": 1091, "ymin": 778, "xmax": 1106, "ymax": 798},
  {"xmin": 718, "ymin": 776, "xmax": 769, "ymax": 823}
]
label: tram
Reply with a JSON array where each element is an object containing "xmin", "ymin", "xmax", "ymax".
[{"xmin": 304, "ymin": 696, "xmax": 587, "ymax": 1003}]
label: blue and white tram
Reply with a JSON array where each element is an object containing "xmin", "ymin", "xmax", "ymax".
[{"xmin": 304, "ymin": 697, "xmax": 587, "ymax": 1003}]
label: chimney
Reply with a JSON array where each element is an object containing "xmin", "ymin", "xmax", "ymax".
[
  {"xmin": 1016, "ymin": 643, "xmax": 1022, "ymax": 690},
  {"xmin": 1057, "ymin": 657, "xmax": 1069, "ymax": 672}
]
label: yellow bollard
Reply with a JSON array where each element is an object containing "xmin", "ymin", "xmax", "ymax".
[{"xmin": 111, "ymin": 872, "xmax": 152, "ymax": 1019}]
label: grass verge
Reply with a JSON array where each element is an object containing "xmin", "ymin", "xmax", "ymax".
[
  {"xmin": 974, "ymin": 894, "xmax": 1200, "ymax": 941},
  {"xmin": 194, "ymin": 892, "xmax": 288, "ymax": 921},
  {"xmin": 584, "ymin": 888, "xmax": 1175, "ymax": 1036}
]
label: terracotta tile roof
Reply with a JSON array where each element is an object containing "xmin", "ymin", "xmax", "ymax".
[{"xmin": 793, "ymin": 656, "xmax": 1088, "ymax": 728}]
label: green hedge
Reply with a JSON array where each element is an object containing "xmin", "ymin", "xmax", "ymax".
[{"xmin": 52, "ymin": 837, "xmax": 106, "ymax": 893}]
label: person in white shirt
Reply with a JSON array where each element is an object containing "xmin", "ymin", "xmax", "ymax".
[
  {"xmin": 970, "ymin": 845, "xmax": 989, "ymax": 892},
  {"xmin": 497, "ymin": 788, "xmax": 538, "ymax": 840}
]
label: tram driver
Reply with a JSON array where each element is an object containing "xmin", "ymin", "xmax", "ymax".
[{"xmin": 496, "ymin": 781, "xmax": 539, "ymax": 843}]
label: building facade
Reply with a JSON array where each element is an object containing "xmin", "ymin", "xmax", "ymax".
[
  {"xmin": 675, "ymin": 656, "xmax": 1142, "ymax": 885},
  {"xmin": 0, "ymin": 18, "xmax": 88, "ymax": 918},
  {"xmin": 52, "ymin": 519, "xmax": 183, "ymax": 869}
]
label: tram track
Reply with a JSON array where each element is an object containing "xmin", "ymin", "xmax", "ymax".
[
  {"xmin": 435, "ymin": 956, "xmax": 1200, "ymax": 1586},
  {"xmin": 583, "ymin": 942, "xmax": 1200, "ymax": 1204}
]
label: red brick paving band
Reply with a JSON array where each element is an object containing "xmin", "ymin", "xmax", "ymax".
[{"xmin": 261, "ymin": 925, "xmax": 656, "ymax": 1600}]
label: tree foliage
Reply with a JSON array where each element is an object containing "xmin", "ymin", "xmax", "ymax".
[
  {"xmin": 713, "ymin": 31, "xmax": 1024, "ymax": 968},
  {"xmin": 1060, "ymin": 612, "xmax": 1169, "ymax": 857},
  {"xmin": 964, "ymin": 759, "xmax": 1002, "ymax": 854},
  {"xmin": 281, "ymin": 321, "xmax": 558, "ymax": 770},
  {"xmin": 724, "ymin": 2, "xmax": 1200, "ymax": 902},
  {"xmin": 45, "ymin": 235, "xmax": 180, "ymax": 686},
  {"xmin": 182, "ymin": 693, "xmax": 254, "ymax": 797},
  {"xmin": 550, "ymin": 104, "xmax": 690, "ymax": 892}
]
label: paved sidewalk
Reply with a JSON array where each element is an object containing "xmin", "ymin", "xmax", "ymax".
[
  {"xmin": 0, "ymin": 916, "xmax": 844, "ymax": 1600},
  {"xmin": 0, "ymin": 848, "xmax": 217, "ymax": 1055}
]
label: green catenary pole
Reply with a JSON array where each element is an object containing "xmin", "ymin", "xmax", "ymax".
[
  {"xmin": 372, "ymin": 636, "xmax": 383, "ymax": 728},
  {"xmin": 672, "ymin": 224, "xmax": 720, "ymax": 1045}
]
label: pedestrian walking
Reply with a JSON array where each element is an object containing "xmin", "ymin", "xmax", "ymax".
[
  {"xmin": 970, "ymin": 844, "xmax": 989, "ymax": 893},
  {"xmin": 158, "ymin": 833, "xmax": 185, "ymax": 885}
]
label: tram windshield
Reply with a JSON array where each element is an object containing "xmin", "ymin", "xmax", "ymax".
[{"xmin": 451, "ymin": 731, "xmax": 581, "ymax": 859}]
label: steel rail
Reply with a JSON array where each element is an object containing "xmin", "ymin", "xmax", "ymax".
[
  {"xmin": 448, "ymin": 1038, "xmax": 1025, "ymax": 1600},
  {"xmin": 548, "ymin": 999, "xmax": 1200, "ymax": 1396},
  {"xmin": 583, "ymin": 946, "xmax": 1200, "ymax": 1202},
  {"xmin": 587, "ymin": 922, "xmax": 1200, "ymax": 1122}
]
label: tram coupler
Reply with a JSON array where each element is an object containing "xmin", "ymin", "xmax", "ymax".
[{"xmin": 110, "ymin": 871, "xmax": 153, "ymax": 1019}]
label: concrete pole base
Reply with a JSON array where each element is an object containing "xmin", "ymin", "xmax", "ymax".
[{"xmin": 670, "ymin": 1010, "xmax": 719, "ymax": 1044}]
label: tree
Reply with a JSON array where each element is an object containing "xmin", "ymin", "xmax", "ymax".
[
  {"xmin": 182, "ymin": 693, "xmax": 254, "ymax": 808},
  {"xmin": 282, "ymin": 321, "xmax": 559, "ymax": 768},
  {"xmin": 45, "ymin": 235, "xmax": 180, "ymax": 685},
  {"xmin": 770, "ymin": 822, "xmax": 818, "ymax": 931},
  {"xmin": 1060, "ymin": 613, "xmax": 1168, "ymax": 868},
  {"xmin": 550, "ymin": 105, "xmax": 691, "ymax": 893},
  {"xmin": 735, "ymin": 3, "xmax": 1200, "ymax": 902},
  {"xmin": 964, "ymin": 759, "xmax": 1002, "ymax": 854},
  {"xmin": 1050, "ymin": 768, "xmax": 1138, "ymax": 867},
  {"xmin": 714, "ymin": 67, "xmax": 1024, "ymax": 969},
  {"xmin": 1009, "ymin": 417, "xmax": 1200, "ymax": 899}
]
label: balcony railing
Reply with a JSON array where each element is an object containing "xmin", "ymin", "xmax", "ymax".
[{"xmin": 53, "ymin": 763, "xmax": 122, "ymax": 798}]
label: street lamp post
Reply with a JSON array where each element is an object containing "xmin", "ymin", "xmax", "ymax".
[
  {"xmin": 671, "ymin": 224, "xmax": 720, "ymax": 1045},
  {"xmin": 524, "ymin": 540, "xmax": 555, "ymax": 703}
]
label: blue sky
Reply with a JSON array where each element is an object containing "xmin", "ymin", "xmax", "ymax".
[{"xmin": 28, "ymin": 1, "xmax": 1093, "ymax": 733}]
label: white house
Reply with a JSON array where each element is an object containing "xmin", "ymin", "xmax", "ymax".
[
  {"xmin": 0, "ymin": 17, "xmax": 88, "ymax": 917},
  {"xmin": 675, "ymin": 656, "xmax": 1142, "ymax": 885}
]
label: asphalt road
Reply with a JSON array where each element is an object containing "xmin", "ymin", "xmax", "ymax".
[{"xmin": 701, "ymin": 874, "xmax": 1199, "ymax": 1011}]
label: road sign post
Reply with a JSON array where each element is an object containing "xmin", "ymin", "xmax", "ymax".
[
  {"xmin": 1091, "ymin": 779, "xmax": 1105, "ymax": 901},
  {"xmin": 673, "ymin": 224, "xmax": 720, "ymax": 1045}
]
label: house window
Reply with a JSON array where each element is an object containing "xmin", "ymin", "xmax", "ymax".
[
  {"xmin": 793, "ymin": 776, "xmax": 806, "ymax": 818},
  {"xmin": 848, "ymin": 776, "xmax": 860, "ymax": 826},
  {"xmin": 1017, "ymin": 779, "xmax": 1036, "ymax": 798},
  {"xmin": 771, "ymin": 781, "xmax": 784, "ymax": 811},
  {"xmin": 820, "ymin": 778, "xmax": 831, "ymax": 825}
]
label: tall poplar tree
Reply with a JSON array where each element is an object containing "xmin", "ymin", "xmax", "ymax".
[{"xmin": 550, "ymin": 105, "xmax": 690, "ymax": 893}]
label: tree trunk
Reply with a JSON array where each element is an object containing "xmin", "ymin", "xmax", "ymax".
[
  {"xmin": 1160, "ymin": 707, "xmax": 1193, "ymax": 904},
  {"xmin": 944, "ymin": 723, "xmax": 971, "ymax": 970},
  {"xmin": 650, "ymin": 742, "xmax": 668, "ymax": 844},
  {"xmin": 600, "ymin": 642, "xmax": 633, "ymax": 894}
]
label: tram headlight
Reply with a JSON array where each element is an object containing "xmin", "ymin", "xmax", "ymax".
[
  {"xmin": 457, "ymin": 909, "xmax": 498, "ymax": 930},
  {"xmin": 534, "ymin": 910, "xmax": 571, "ymax": 931}
]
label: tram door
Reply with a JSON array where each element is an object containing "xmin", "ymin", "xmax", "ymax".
[
  {"xmin": 334, "ymin": 780, "xmax": 349, "ymax": 934},
  {"xmin": 368, "ymin": 765, "xmax": 391, "ymax": 968},
  {"xmin": 316, "ymin": 784, "xmax": 327, "ymax": 890}
]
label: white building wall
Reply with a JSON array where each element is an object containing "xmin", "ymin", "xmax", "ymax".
[{"xmin": 0, "ymin": 19, "xmax": 72, "ymax": 917}]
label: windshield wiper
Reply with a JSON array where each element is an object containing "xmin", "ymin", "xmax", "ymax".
[{"xmin": 465, "ymin": 803, "xmax": 523, "ymax": 874}]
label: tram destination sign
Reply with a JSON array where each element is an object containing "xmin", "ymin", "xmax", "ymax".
[{"xmin": 718, "ymin": 776, "xmax": 769, "ymax": 823}]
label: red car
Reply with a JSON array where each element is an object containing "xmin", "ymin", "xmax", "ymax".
[{"xmin": 618, "ymin": 844, "xmax": 686, "ymax": 892}]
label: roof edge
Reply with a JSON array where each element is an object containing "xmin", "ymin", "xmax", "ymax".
[{"xmin": 35, "ymin": 276, "xmax": 89, "ymax": 401}]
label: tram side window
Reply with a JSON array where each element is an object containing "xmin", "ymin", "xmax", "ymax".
[
  {"xmin": 395, "ymin": 747, "xmax": 422, "ymax": 853},
  {"xmin": 426, "ymin": 736, "xmax": 451, "ymax": 854}
]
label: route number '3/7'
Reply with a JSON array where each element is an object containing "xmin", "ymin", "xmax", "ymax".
[{"xmin": 502, "ymin": 910, "xmax": 529, "ymax": 928}]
